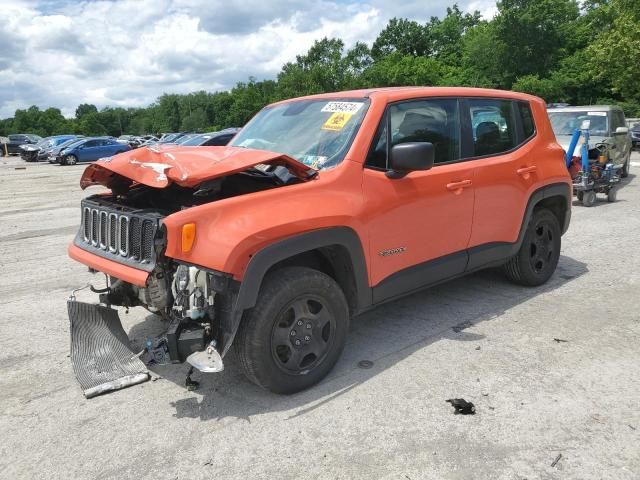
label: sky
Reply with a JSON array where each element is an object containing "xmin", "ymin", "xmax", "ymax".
[{"xmin": 0, "ymin": 0, "xmax": 498, "ymax": 118}]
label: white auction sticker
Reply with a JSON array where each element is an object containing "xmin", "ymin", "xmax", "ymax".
[
  {"xmin": 321, "ymin": 101, "xmax": 364, "ymax": 114},
  {"xmin": 587, "ymin": 111, "xmax": 607, "ymax": 116}
]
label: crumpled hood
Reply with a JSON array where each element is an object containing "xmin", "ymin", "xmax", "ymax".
[
  {"xmin": 556, "ymin": 135, "xmax": 607, "ymax": 157},
  {"xmin": 79, "ymin": 145, "xmax": 317, "ymax": 189}
]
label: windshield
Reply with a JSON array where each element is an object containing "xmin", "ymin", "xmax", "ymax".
[
  {"xmin": 229, "ymin": 98, "xmax": 369, "ymax": 170},
  {"xmin": 180, "ymin": 134, "xmax": 209, "ymax": 146},
  {"xmin": 548, "ymin": 111, "xmax": 609, "ymax": 136}
]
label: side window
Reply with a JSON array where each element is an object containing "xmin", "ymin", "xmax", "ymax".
[
  {"xmin": 365, "ymin": 112, "xmax": 388, "ymax": 169},
  {"xmin": 390, "ymin": 99, "xmax": 460, "ymax": 164},
  {"xmin": 517, "ymin": 101, "xmax": 535, "ymax": 139},
  {"xmin": 612, "ymin": 110, "xmax": 625, "ymax": 132},
  {"xmin": 84, "ymin": 140, "xmax": 99, "ymax": 148},
  {"xmin": 468, "ymin": 99, "xmax": 516, "ymax": 156}
]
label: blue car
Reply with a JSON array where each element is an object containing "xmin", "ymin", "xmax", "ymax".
[{"xmin": 56, "ymin": 137, "xmax": 130, "ymax": 165}]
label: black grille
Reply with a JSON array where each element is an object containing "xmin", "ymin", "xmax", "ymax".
[{"xmin": 77, "ymin": 197, "xmax": 163, "ymax": 270}]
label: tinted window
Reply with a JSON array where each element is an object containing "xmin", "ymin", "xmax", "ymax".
[
  {"xmin": 83, "ymin": 140, "xmax": 100, "ymax": 148},
  {"xmin": 611, "ymin": 110, "xmax": 626, "ymax": 131},
  {"xmin": 468, "ymin": 99, "xmax": 516, "ymax": 156},
  {"xmin": 365, "ymin": 113, "xmax": 388, "ymax": 169},
  {"xmin": 518, "ymin": 102, "xmax": 535, "ymax": 139},
  {"xmin": 209, "ymin": 134, "xmax": 233, "ymax": 146},
  {"xmin": 390, "ymin": 99, "xmax": 460, "ymax": 164},
  {"xmin": 9, "ymin": 135, "xmax": 26, "ymax": 142}
]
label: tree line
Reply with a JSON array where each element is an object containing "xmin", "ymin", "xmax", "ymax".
[{"xmin": 1, "ymin": 0, "xmax": 638, "ymax": 138}]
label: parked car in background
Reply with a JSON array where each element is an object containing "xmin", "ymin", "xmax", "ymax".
[
  {"xmin": 5, "ymin": 134, "xmax": 42, "ymax": 154},
  {"xmin": 54, "ymin": 137, "xmax": 130, "ymax": 165},
  {"xmin": 48, "ymin": 138, "xmax": 86, "ymax": 163},
  {"xmin": 548, "ymin": 105, "xmax": 632, "ymax": 177},
  {"xmin": 20, "ymin": 135, "xmax": 80, "ymax": 162},
  {"xmin": 178, "ymin": 128, "xmax": 240, "ymax": 146},
  {"xmin": 630, "ymin": 123, "xmax": 640, "ymax": 150},
  {"xmin": 159, "ymin": 132, "xmax": 189, "ymax": 144}
]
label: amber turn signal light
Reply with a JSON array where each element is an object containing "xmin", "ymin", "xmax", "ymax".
[{"xmin": 181, "ymin": 223, "xmax": 196, "ymax": 252}]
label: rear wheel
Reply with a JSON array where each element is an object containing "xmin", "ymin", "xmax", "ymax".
[
  {"xmin": 582, "ymin": 190, "xmax": 596, "ymax": 207},
  {"xmin": 607, "ymin": 186, "xmax": 618, "ymax": 202},
  {"xmin": 621, "ymin": 154, "xmax": 630, "ymax": 178},
  {"xmin": 235, "ymin": 266, "xmax": 349, "ymax": 394},
  {"xmin": 503, "ymin": 209, "xmax": 561, "ymax": 287}
]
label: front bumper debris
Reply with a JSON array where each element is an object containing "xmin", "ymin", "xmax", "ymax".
[{"xmin": 68, "ymin": 300, "xmax": 149, "ymax": 398}]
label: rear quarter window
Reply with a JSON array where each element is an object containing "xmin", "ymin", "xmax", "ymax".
[{"xmin": 518, "ymin": 102, "xmax": 536, "ymax": 139}]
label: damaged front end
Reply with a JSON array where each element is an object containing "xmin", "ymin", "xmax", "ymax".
[{"xmin": 68, "ymin": 145, "xmax": 314, "ymax": 397}]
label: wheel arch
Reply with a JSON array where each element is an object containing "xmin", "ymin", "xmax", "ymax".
[
  {"xmin": 217, "ymin": 227, "xmax": 370, "ymax": 357},
  {"xmin": 234, "ymin": 226, "xmax": 371, "ymax": 315}
]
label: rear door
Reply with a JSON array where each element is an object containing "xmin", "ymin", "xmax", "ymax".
[
  {"xmin": 464, "ymin": 98, "xmax": 537, "ymax": 270},
  {"xmin": 362, "ymin": 98, "xmax": 475, "ymax": 303}
]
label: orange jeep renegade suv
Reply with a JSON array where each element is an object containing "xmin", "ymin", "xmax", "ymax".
[{"xmin": 68, "ymin": 87, "xmax": 571, "ymax": 396}]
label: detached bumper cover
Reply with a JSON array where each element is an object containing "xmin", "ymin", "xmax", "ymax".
[{"xmin": 68, "ymin": 300, "xmax": 149, "ymax": 398}]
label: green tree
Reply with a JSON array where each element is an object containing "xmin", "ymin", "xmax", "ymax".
[
  {"xmin": 75, "ymin": 103, "xmax": 98, "ymax": 120},
  {"xmin": 371, "ymin": 18, "xmax": 431, "ymax": 59},
  {"xmin": 78, "ymin": 113, "xmax": 107, "ymax": 135},
  {"xmin": 493, "ymin": 0, "xmax": 580, "ymax": 87},
  {"xmin": 181, "ymin": 108, "xmax": 208, "ymax": 131},
  {"xmin": 588, "ymin": 0, "xmax": 640, "ymax": 102}
]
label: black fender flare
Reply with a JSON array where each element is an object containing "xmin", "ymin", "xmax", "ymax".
[
  {"xmin": 219, "ymin": 226, "xmax": 370, "ymax": 356},
  {"xmin": 234, "ymin": 226, "xmax": 370, "ymax": 312}
]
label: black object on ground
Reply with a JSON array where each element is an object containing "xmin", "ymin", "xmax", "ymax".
[
  {"xmin": 554, "ymin": 338, "xmax": 569, "ymax": 343},
  {"xmin": 551, "ymin": 453, "xmax": 562, "ymax": 467},
  {"xmin": 358, "ymin": 360, "xmax": 374, "ymax": 369},
  {"xmin": 446, "ymin": 398, "xmax": 476, "ymax": 415},
  {"xmin": 452, "ymin": 321, "xmax": 473, "ymax": 333},
  {"xmin": 68, "ymin": 300, "xmax": 149, "ymax": 398}
]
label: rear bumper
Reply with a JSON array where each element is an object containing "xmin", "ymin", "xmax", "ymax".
[{"xmin": 68, "ymin": 243, "xmax": 149, "ymax": 286}]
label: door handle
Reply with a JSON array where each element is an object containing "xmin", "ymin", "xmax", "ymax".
[
  {"xmin": 517, "ymin": 166, "xmax": 537, "ymax": 179},
  {"xmin": 446, "ymin": 180, "xmax": 473, "ymax": 192}
]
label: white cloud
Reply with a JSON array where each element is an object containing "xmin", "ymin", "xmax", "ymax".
[{"xmin": 0, "ymin": 0, "xmax": 497, "ymax": 118}]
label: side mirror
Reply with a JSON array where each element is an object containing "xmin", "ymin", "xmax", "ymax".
[
  {"xmin": 386, "ymin": 142, "xmax": 435, "ymax": 179},
  {"xmin": 615, "ymin": 127, "xmax": 629, "ymax": 135}
]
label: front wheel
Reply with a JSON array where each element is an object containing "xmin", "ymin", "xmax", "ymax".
[
  {"xmin": 63, "ymin": 154, "xmax": 78, "ymax": 166},
  {"xmin": 234, "ymin": 266, "xmax": 349, "ymax": 394},
  {"xmin": 503, "ymin": 209, "xmax": 561, "ymax": 286}
]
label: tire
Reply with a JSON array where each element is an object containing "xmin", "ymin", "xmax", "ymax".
[
  {"xmin": 576, "ymin": 190, "xmax": 584, "ymax": 202},
  {"xmin": 620, "ymin": 154, "xmax": 630, "ymax": 178},
  {"xmin": 607, "ymin": 186, "xmax": 618, "ymax": 202},
  {"xmin": 582, "ymin": 190, "xmax": 596, "ymax": 207},
  {"xmin": 503, "ymin": 209, "xmax": 561, "ymax": 287},
  {"xmin": 234, "ymin": 266, "xmax": 349, "ymax": 394},
  {"xmin": 64, "ymin": 154, "xmax": 78, "ymax": 166}
]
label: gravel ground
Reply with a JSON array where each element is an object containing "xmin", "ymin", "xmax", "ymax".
[{"xmin": 0, "ymin": 153, "xmax": 639, "ymax": 480}]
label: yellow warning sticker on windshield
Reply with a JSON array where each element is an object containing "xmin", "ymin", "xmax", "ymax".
[{"xmin": 322, "ymin": 112, "xmax": 353, "ymax": 132}]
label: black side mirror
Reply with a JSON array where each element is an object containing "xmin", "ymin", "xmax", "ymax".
[{"xmin": 386, "ymin": 142, "xmax": 435, "ymax": 179}]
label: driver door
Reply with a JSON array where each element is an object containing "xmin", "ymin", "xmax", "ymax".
[{"xmin": 362, "ymin": 98, "xmax": 475, "ymax": 303}]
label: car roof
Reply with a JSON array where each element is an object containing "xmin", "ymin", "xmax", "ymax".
[
  {"xmin": 547, "ymin": 105, "xmax": 621, "ymax": 113},
  {"xmin": 269, "ymin": 87, "xmax": 542, "ymax": 106}
]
